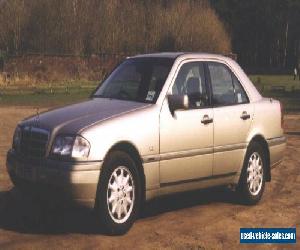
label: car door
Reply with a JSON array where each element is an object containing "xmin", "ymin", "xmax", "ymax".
[
  {"xmin": 159, "ymin": 61, "xmax": 214, "ymax": 186},
  {"xmin": 206, "ymin": 61, "xmax": 253, "ymax": 176}
]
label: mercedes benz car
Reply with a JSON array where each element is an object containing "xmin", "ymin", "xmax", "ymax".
[{"xmin": 6, "ymin": 52, "xmax": 286, "ymax": 234}]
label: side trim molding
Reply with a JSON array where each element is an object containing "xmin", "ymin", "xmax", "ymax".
[
  {"xmin": 143, "ymin": 143, "xmax": 247, "ymax": 163},
  {"xmin": 267, "ymin": 136, "xmax": 286, "ymax": 147},
  {"xmin": 142, "ymin": 147, "xmax": 213, "ymax": 163},
  {"xmin": 142, "ymin": 143, "xmax": 248, "ymax": 163},
  {"xmin": 160, "ymin": 147, "xmax": 214, "ymax": 161},
  {"xmin": 142, "ymin": 136, "xmax": 286, "ymax": 164},
  {"xmin": 160, "ymin": 172, "xmax": 237, "ymax": 187},
  {"xmin": 214, "ymin": 143, "xmax": 247, "ymax": 153}
]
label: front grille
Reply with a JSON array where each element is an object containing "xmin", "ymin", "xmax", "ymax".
[{"xmin": 17, "ymin": 126, "xmax": 49, "ymax": 159}]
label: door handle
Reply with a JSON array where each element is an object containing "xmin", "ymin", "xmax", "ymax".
[
  {"xmin": 240, "ymin": 111, "xmax": 251, "ymax": 120},
  {"xmin": 201, "ymin": 115, "xmax": 213, "ymax": 124}
]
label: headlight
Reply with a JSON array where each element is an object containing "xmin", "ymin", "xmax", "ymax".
[
  {"xmin": 51, "ymin": 135, "xmax": 90, "ymax": 159},
  {"xmin": 13, "ymin": 126, "xmax": 21, "ymax": 150},
  {"xmin": 72, "ymin": 136, "xmax": 90, "ymax": 158},
  {"xmin": 52, "ymin": 136, "xmax": 74, "ymax": 156}
]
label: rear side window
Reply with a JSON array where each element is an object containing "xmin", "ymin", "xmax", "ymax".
[
  {"xmin": 232, "ymin": 74, "xmax": 249, "ymax": 104},
  {"xmin": 208, "ymin": 62, "xmax": 235, "ymax": 105},
  {"xmin": 207, "ymin": 62, "xmax": 249, "ymax": 106}
]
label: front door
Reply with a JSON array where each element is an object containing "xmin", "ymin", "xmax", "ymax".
[{"xmin": 159, "ymin": 61, "xmax": 213, "ymax": 186}]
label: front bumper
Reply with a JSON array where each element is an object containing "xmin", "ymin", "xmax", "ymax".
[{"xmin": 6, "ymin": 149, "xmax": 102, "ymax": 208}]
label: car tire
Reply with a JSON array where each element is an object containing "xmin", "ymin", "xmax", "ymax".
[
  {"xmin": 237, "ymin": 142, "xmax": 266, "ymax": 205},
  {"xmin": 95, "ymin": 150, "xmax": 141, "ymax": 235}
]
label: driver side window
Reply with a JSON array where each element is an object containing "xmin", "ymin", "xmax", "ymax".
[{"xmin": 172, "ymin": 62, "xmax": 208, "ymax": 108}]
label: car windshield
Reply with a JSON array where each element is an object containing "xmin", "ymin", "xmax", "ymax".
[{"xmin": 93, "ymin": 57, "xmax": 174, "ymax": 103}]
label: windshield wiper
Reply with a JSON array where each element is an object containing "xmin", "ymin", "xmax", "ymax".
[
  {"xmin": 92, "ymin": 94, "xmax": 106, "ymax": 98},
  {"xmin": 92, "ymin": 94, "xmax": 125, "ymax": 101},
  {"xmin": 92, "ymin": 94, "xmax": 149, "ymax": 104}
]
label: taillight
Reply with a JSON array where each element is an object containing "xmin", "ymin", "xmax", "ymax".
[{"xmin": 280, "ymin": 102, "xmax": 284, "ymax": 128}]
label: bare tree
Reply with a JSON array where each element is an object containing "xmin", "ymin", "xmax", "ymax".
[{"xmin": 0, "ymin": 0, "xmax": 231, "ymax": 56}]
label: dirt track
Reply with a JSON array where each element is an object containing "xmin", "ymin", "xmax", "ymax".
[{"xmin": 0, "ymin": 107, "xmax": 299, "ymax": 249}]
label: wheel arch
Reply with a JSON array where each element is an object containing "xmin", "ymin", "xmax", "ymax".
[
  {"xmin": 248, "ymin": 134, "xmax": 271, "ymax": 182},
  {"xmin": 105, "ymin": 141, "xmax": 146, "ymax": 203}
]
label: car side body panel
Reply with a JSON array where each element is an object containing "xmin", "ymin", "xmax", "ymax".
[
  {"xmin": 159, "ymin": 98, "xmax": 214, "ymax": 185},
  {"xmin": 6, "ymin": 52, "xmax": 286, "ymax": 206},
  {"xmin": 247, "ymin": 98, "xmax": 286, "ymax": 167},
  {"xmin": 212, "ymin": 103, "xmax": 254, "ymax": 176},
  {"xmin": 81, "ymin": 104, "xmax": 161, "ymax": 193}
]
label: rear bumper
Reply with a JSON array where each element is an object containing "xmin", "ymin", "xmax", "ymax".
[{"xmin": 6, "ymin": 149, "xmax": 102, "ymax": 208}]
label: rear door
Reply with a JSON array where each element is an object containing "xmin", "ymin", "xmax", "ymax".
[{"xmin": 206, "ymin": 61, "xmax": 253, "ymax": 176}]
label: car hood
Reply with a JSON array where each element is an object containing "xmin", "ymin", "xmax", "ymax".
[{"xmin": 21, "ymin": 98, "xmax": 151, "ymax": 134}]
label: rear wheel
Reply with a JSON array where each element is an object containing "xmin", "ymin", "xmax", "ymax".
[
  {"xmin": 95, "ymin": 151, "xmax": 141, "ymax": 235},
  {"xmin": 237, "ymin": 142, "xmax": 266, "ymax": 205}
]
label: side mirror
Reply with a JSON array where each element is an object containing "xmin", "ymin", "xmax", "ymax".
[{"xmin": 167, "ymin": 94, "xmax": 189, "ymax": 116}]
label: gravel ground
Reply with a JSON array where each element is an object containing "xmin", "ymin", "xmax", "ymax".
[{"xmin": 0, "ymin": 107, "xmax": 299, "ymax": 249}]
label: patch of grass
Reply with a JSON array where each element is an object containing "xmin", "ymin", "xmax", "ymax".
[
  {"xmin": 249, "ymin": 75, "xmax": 300, "ymax": 112},
  {"xmin": 0, "ymin": 76, "xmax": 299, "ymax": 112},
  {"xmin": 0, "ymin": 81, "xmax": 98, "ymax": 107},
  {"xmin": 249, "ymin": 75, "xmax": 300, "ymax": 91},
  {"xmin": 0, "ymin": 91, "xmax": 91, "ymax": 107}
]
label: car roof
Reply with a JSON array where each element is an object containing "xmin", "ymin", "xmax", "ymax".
[
  {"xmin": 132, "ymin": 52, "xmax": 184, "ymax": 59},
  {"xmin": 130, "ymin": 52, "xmax": 262, "ymax": 103},
  {"xmin": 131, "ymin": 52, "xmax": 229, "ymax": 61}
]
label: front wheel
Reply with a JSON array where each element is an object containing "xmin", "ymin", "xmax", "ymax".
[
  {"xmin": 237, "ymin": 142, "xmax": 266, "ymax": 205},
  {"xmin": 95, "ymin": 151, "xmax": 141, "ymax": 235}
]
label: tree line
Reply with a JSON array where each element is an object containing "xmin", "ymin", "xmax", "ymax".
[
  {"xmin": 1, "ymin": 0, "xmax": 298, "ymax": 72},
  {"xmin": 0, "ymin": 0, "xmax": 230, "ymax": 57},
  {"xmin": 210, "ymin": 0, "xmax": 300, "ymax": 72}
]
